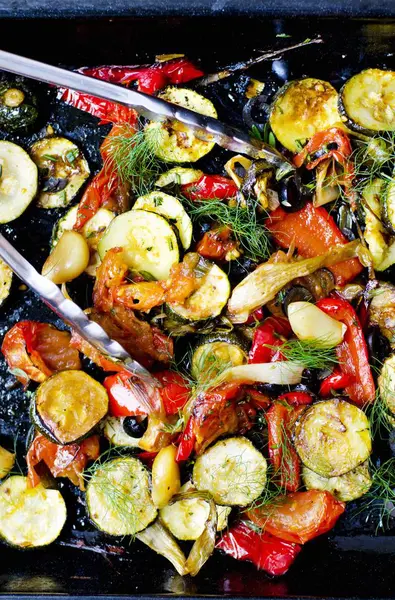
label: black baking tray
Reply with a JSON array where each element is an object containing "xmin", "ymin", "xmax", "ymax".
[{"xmin": 1, "ymin": 14, "xmax": 395, "ymax": 600}]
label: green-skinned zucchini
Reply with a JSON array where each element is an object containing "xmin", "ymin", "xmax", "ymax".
[
  {"xmin": 156, "ymin": 167, "xmax": 203, "ymax": 187},
  {"xmin": 30, "ymin": 137, "xmax": 90, "ymax": 208},
  {"xmin": 102, "ymin": 416, "xmax": 141, "ymax": 447},
  {"xmin": 191, "ymin": 332, "xmax": 249, "ymax": 382},
  {"xmin": 98, "ymin": 209, "xmax": 180, "ymax": 280},
  {"xmin": 133, "ymin": 191, "xmax": 192, "ymax": 250},
  {"xmin": 167, "ymin": 262, "xmax": 230, "ymax": 322},
  {"xmin": 339, "ymin": 69, "xmax": 395, "ymax": 135},
  {"xmin": 0, "ymin": 476, "xmax": 66, "ymax": 548},
  {"xmin": 378, "ymin": 354, "xmax": 395, "ymax": 415},
  {"xmin": 302, "ymin": 461, "xmax": 372, "ymax": 502},
  {"xmin": 369, "ymin": 282, "xmax": 395, "ymax": 347},
  {"xmin": 0, "ymin": 78, "xmax": 39, "ymax": 133},
  {"xmin": 33, "ymin": 370, "xmax": 108, "ymax": 444},
  {"xmin": 160, "ymin": 482, "xmax": 231, "ymax": 541},
  {"xmin": 193, "ymin": 436, "xmax": 267, "ymax": 506},
  {"xmin": 86, "ymin": 457, "xmax": 157, "ymax": 536},
  {"xmin": 269, "ymin": 78, "xmax": 341, "ymax": 152},
  {"xmin": 294, "ymin": 399, "xmax": 371, "ymax": 477},
  {"xmin": 362, "ymin": 178, "xmax": 388, "ymax": 269},
  {"xmin": 0, "ymin": 258, "xmax": 12, "ymax": 307},
  {"xmin": 145, "ymin": 86, "xmax": 217, "ymax": 163},
  {"xmin": 0, "ymin": 140, "xmax": 38, "ymax": 223}
]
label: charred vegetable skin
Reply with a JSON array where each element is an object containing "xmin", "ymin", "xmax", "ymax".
[{"xmin": 0, "ymin": 78, "xmax": 39, "ymax": 132}]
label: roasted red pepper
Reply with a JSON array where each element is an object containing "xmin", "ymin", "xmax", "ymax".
[
  {"xmin": 104, "ymin": 371, "xmax": 148, "ymax": 417},
  {"xmin": 319, "ymin": 368, "xmax": 354, "ymax": 397},
  {"xmin": 266, "ymin": 202, "xmax": 363, "ymax": 286},
  {"xmin": 155, "ymin": 370, "xmax": 190, "ymax": 415},
  {"xmin": 248, "ymin": 316, "xmax": 291, "ymax": 364},
  {"xmin": 278, "ymin": 391, "xmax": 313, "ymax": 406},
  {"xmin": 246, "ymin": 307, "xmax": 264, "ymax": 325},
  {"xmin": 60, "ymin": 88, "xmax": 138, "ymax": 124},
  {"xmin": 316, "ymin": 294, "xmax": 376, "ymax": 405},
  {"xmin": 175, "ymin": 416, "xmax": 196, "ymax": 462},
  {"xmin": 137, "ymin": 451, "xmax": 158, "ymax": 469},
  {"xmin": 266, "ymin": 402, "xmax": 305, "ymax": 492},
  {"xmin": 181, "ymin": 174, "xmax": 239, "ymax": 201},
  {"xmin": 216, "ymin": 522, "xmax": 301, "ymax": 576},
  {"xmin": 196, "ymin": 225, "xmax": 239, "ymax": 261},
  {"xmin": 294, "ymin": 128, "xmax": 353, "ymax": 170}
]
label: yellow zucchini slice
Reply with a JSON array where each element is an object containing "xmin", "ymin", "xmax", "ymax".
[
  {"xmin": 156, "ymin": 167, "xmax": 203, "ymax": 187},
  {"xmin": 145, "ymin": 87, "xmax": 217, "ymax": 163},
  {"xmin": 294, "ymin": 399, "xmax": 371, "ymax": 477},
  {"xmin": 0, "ymin": 258, "xmax": 12, "ymax": 306},
  {"xmin": 34, "ymin": 370, "xmax": 108, "ymax": 444},
  {"xmin": 0, "ymin": 140, "xmax": 38, "ymax": 223},
  {"xmin": 302, "ymin": 461, "xmax": 372, "ymax": 502}
]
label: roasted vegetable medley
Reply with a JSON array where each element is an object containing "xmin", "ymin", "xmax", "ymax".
[{"xmin": 1, "ymin": 49, "xmax": 395, "ymax": 578}]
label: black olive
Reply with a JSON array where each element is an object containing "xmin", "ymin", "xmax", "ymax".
[
  {"xmin": 366, "ymin": 326, "xmax": 391, "ymax": 373},
  {"xmin": 123, "ymin": 416, "xmax": 148, "ymax": 438},
  {"xmin": 282, "ymin": 285, "xmax": 314, "ymax": 316},
  {"xmin": 195, "ymin": 220, "xmax": 212, "ymax": 238},
  {"xmin": 278, "ymin": 172, "xmax": 307, "ymax": 213},
  {"xmin": 228, "ymin": 257, "xmax": 257, "ymax": 284},
  {"xmin": 300, "ymin": 369, "xmax": 320, "ymax": 394},
  {"xmin": 257, "ymin": 383, "xmax": 292, "ymax": 396},
  {"xmin": 242, "ymin": 96, "xmax": 270, "ymax": 130},
  {"xmin": 42, "ymin": 177, "xmax": 68, "ymax": 193}
]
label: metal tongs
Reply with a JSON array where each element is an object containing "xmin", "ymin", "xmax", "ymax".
[{"xmin": 0, "ymin": 50, "xmax": 293, "ymax": 399}]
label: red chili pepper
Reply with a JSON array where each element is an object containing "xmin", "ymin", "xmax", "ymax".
[
  {"xmin": 245, "ymin": 307, "xmax": 264, "ymax": 325},
  {"xmin": 278, "ymin": 391, "xmax": 313, "ymax": 406},
  {"xmin": 175, "ymin": 416, "xmax": 196, "ymax": 462},
  {"xmin": 294, "ymin": 128, "xmax": 353, "ymax": 170},
  {"xmin": 316, "ymin": 294, "xmax": 376, "ymax": 405},
  {"xmin": 248, "ymin": 317, "xmax": 291, "ymax": 364},
  {"xmin": 216, "ymin": 522, "xmax": 301, "ymax": 576},
  {"xmin": 104, "ymin": 371, "xmax": 148, "ymax": 418},
  {"xmin": 266, "ymin": 202, "xmax": 363, "ymax": 286},
  {"xmin": 181, "ymin": 174, "xmax": 239, "ymax": 201},
  {"xmin": 266, "ymin": 403, "xmax": 304, "ymax": 492},
  {"xmin": 319, "ymin": 368, "xmax": 354, "ymax": 397},
  {"xmin": 155, "ymin": 370, "xmax": 190, "ymax": 415}
]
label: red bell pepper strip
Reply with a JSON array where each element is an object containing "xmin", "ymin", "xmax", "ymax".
[
  {"xmin": 154, "ymin": 370, "xmax": 190, "ymax": 415},
  {"xmin": 60, "ymin": 88, "xmax": 138, "ymax": 124},
  {"xmin": 294, "ymin": 128, "xmax": 353, "ymax": 170},
  {"xmin": 316, "ymin": 294, "xmax": 376, "ymax": 405},
  {"xmin": 319, "ymin": 368, "xmax": 354, "ymax": 397},
  {"xmin": 266, "ymin": 202, "xmax": 363, "ymax": 286},
  {"xmin": 266, "ymin": 403, "xmax": 304, "ymax": 492},
  {"xmin": 137, "ymin": 451, "xmax": 158, "ymax": 469},
  {"xmin": 175, "ymin": 416, "xmax": 196, "ymax": 462},
  {"xmin": 104, "ymin": 371, "xmax": 148, "ymax": 417},
  {"xmin": 216, "ymin": 522, "xmax": 301, "ymax": 576},
  {"xmin": 246, "ymin": 306, "xmax": 264, "ymax": 325},
  {"xmin": 245, "ymin": 388, "xmax": 271, "ymax": 409},
  {"xmin": 248, "ymin": 316, "xmax": 291, "ymax": 364},
  {"xmin": 181, "ymin": 174, "xmax": 239, "ymax": 201},
  {"xmin": 278, "ymin": 391, "xmax": 313, "ymax": 406}
]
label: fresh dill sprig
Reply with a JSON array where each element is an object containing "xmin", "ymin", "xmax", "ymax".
[
  {"xmin": 354, "ymin": 458, "xmax": 395, "ymax": 533},
  {"xmin": 105, "ymin": 123, "xmax": 164, "ymax": 196},
  {"xmin": 266, "ymin": 338, "xmax": 339, "ymax": 370},
  {"xmin": 181, "ymin": 196, "xmax": 271, "ymax": 262}
]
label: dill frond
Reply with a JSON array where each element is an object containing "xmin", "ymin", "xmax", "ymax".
[
  {"xmin": 353, "ymin": 458, "xmax": 395, "ymax": 533},
  {"xmin": 105, "ymin": 123, "xmax": 164, "ymax": 196},
  {"xmin": 268, "ymin": 338, "xmax": 339, "ymax": 370},
  {"xmin": 181, "ymin": 196, "xmax": 271, "ymax": 262}
]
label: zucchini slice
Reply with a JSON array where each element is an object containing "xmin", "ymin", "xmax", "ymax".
[
  {"xmin": 102, "ymin": 416, "xmax": 141, "ymax": 447},
  {"xmin": 30, "ymin": 137, "xmax": 90, "ymax": 209},
  {"xmin": 193, "ymin": 436, "xmax": 267, "ymax": 506},
  {"xmin": 86, "ymin": 457, "xmax": 157, "ymax": 536},
  {"xmin": 269, "ymin": 78, "xmax": 340, "ymax": 152},
  {"xmin": 294, "ymin": 399, "xmax": 371, "ymax": 478},
  {"xmin": 0, "ymin": 476, "xmax": 66, "ymax": 548},
  {"xmin": 383, "ymin": 178, "xmax": 395, "ymax": 236},
  {"xmin": 167, "ymin": 262, "xmax": 230, "ymax": 321},
  {"xmin": 33, "ymin": 370, "xmax": 108, "ymax": 444},
  {"xmin": 51, "ymin": 205, "xmax": 115, "ymax": 276},
  {"xmin": 156, "ymin": 167, "xmax": 203, "ymax": 187},
  {"xmin": 160, "ymin": 482, "xmax": 231, "ymax": 541},
  {"xmin": 0, "ymin": 445, "xmax": 15, "ymax": 478},
  {"xmin": 145, "ymin": 86, "xmax": 217, "ymax": 163},
  {"xmin": 191, "ymin": 332, "xmax": 248, "ymax": 382},
  {"xmin": 369, "ymin": 282, "xmax": 395, "ymax": 347},
  {"xmin": 339, "ymin": 69, "xmax": 395, "ymax": 135},
  {"xmin": 0, "ymin": 140, "xmax": 38, "ymax": 223},
  {"xmin": 302, "ymin": 461, "xmax": 372, "ymax": 502},
  {"xmin": 98, "ymin": 209, "xmax": 180, "ymax": 281},
  {"xmin": 0, "ymin": 258, "xmax": 12, "ymax": 307},
  {"xmin": 133, "ymin": 191, "xmax": 192, "ymax": 250},
  {"xmin": 378, "ymin": 354, "xmax": 395, "ymax": 415},
  {"xmin": 362, "ymin": 178, "xmax": 388, "ymax": 270}
]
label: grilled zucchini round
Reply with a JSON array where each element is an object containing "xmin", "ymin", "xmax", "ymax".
[
  {"xmin": 193, "ymin": 436, "xmax": 267, "ymax": 506},
  {"xmin": 0, "ymin": 476, "xmax": 66, "ymax": 548},
  {"xmin": 33, "ymin": 370, "xmax": 109, "ymax": 444},
  {"xmin": 0, "ymin": 258, "xmax": 12, "ymax": 307},
  {"xmin": 294, "ymin": 398, "xmax": 371, "ymax": 477},
  {"xmin": 155, "ymin": 167, "xmax": 203, "ymax": 187},
  {"xmin": 191, "ymin": 332, "xmax": 248, "ymax": 382},
  {"xmin": 102, "ymin": 416, "xmax": 142, "ymax": 447},
  {"xmin": 145, "ymin": 86, "xmax": 217, "ymax": 163},
  {"xmin": 339, "ymin": 69, "xmax": 395, "ymax": 135},
  {"xmin": 302, "ymin": 461, "xmax": 372, "ymax": 502},
  {"xmin": 269, "ymin": 78, "xmax": 340, "ymax": 152},
  {"xmin": 378, "ymin": 354, "xmax": 395, "ymax": 415},
  {"xmin": 86, "ymin": 457, "xmax": 157, "ymax": 536},
  {"xmin": 0, "ymin": 140, "xmax": 38, "ymax": 223}
]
